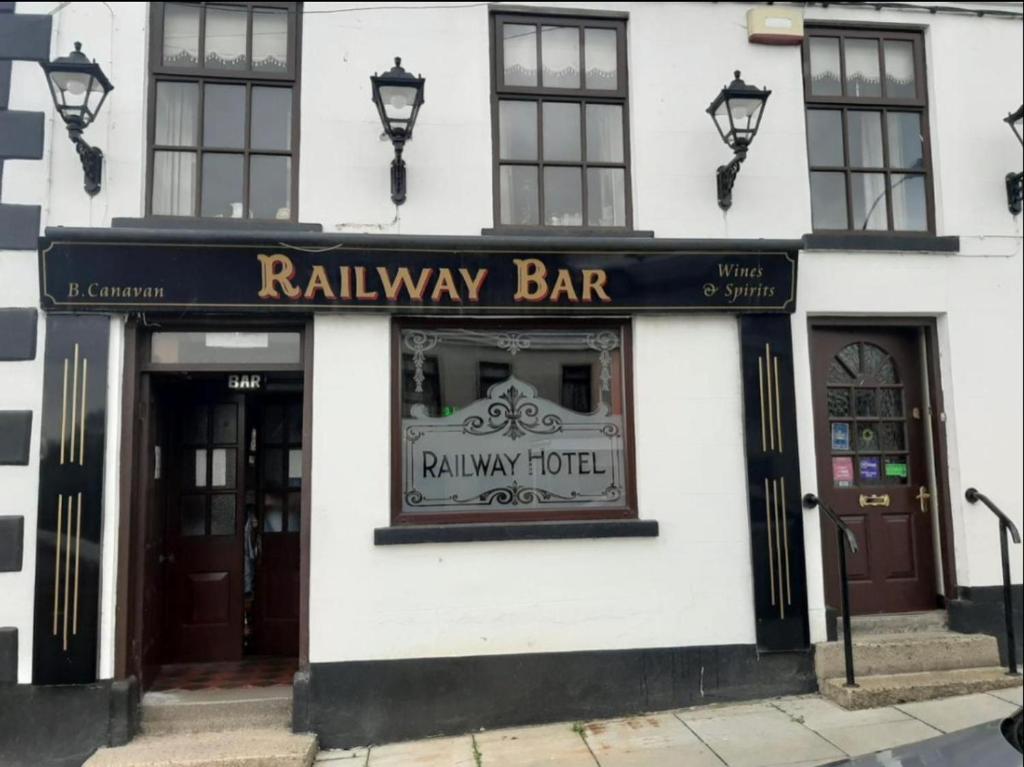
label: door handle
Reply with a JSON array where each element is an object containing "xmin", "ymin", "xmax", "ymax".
[
  {"xmin": 859, "ymin": 493, "xmax": 890, "ymax": 508},
  {"xmin": 916, "ymin": 486, "xmax": 931, "ymax": 513}
]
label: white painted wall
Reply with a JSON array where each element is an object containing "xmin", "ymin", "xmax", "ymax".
[{"xmin": 309, "ymin": 313, "xmax": 756, "ymax": 662}]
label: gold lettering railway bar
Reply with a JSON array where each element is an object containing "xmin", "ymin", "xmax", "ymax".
[{"xmin": 39, "ymin": 235, "xmax": 798, "ymax": 314}]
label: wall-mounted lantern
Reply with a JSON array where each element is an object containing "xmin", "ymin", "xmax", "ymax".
[
  {"xmin": 707, "ymin": 70, "xmax": 771, "ymax": 211},
  {"xmin": 370, "ymin": 57, "xmax": 425, "ymax": 206},
  {"xmin": 40, "ymin": 42, "xmax": 114, "ymax": 197},
  {"xmin": 1005, "ymin": 105, "xmax": 1023, "ymax": 215}
]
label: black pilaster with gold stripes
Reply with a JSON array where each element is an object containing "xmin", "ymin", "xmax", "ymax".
[
  {"xmin": 740, "ymin": 315, "xmax": 809, "ymax": 651},
  {"xmin": 32, "ymin": 315, "xmax": 109, "ymax": 684}
]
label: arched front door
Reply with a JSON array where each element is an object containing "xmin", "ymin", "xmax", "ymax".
[{"xmin": 811, "ymin": 327, "xmax": 938, "ymax": 614}]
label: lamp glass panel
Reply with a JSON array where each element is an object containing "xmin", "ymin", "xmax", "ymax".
[
  {"xmin": 848, "ymin": 111, "xmax": 884, "ymax": 168},
  {"xmin": 152, "ymin": 150, "xmax": 197, "ymax": 216},
  {"xmin": 155, "ymin": 82, "xmax": 199, "ymax": 146},
  {"xmin": 499, "ymin": 100, "xmax": 537, "ymax": 161},
  {"xmin": 543, "ymin": 102, "xmax": 581, "ymax": 161},
  {"xmin": 810, "ymin": 171, "xmax": 848, "ymax": 229},
  {"xmin": 585, "ymin": 104, "xmax": 623, "ymax": 162},
  {"xmin": 584, "ymin": 28, "xmax": 617, "ymax": 90},
  {"xmin": 541, "ymin": 26, "xmax": 580, "ymax": 88},
  {"xmin": 205, "ymin": 6, "xmax": 248, "ymax": 70},
  {"xmin": 203, "ymin": 84, "xmax": 246, "ymax": 149},
  {"xmin": 499, "ymin": 165, "xmax": 539, "ymax": 225},
  {"xmin": 883, "ymin": 41, "xmax": 915, "ymax": 99},
  {"xmin": 163, "ymin": 3, "xmax": 200, "ymax": 67},
  {"xmin": 503, "ymin": 24, "xmax": 537, "ymax": 86},
  {"xmin": 586, "ymin": 168, "xmax": 625, "ymax": 227},
  {"xmin": 543, "ymin": 166, "xmax": 583, "ymax": 226},
  {"xmin": 50, "ymin": 70, "xmax": 92, "ymax": 97},
  {"xmin": 809, "ymin": 37, "xmax": 841, "ymax": 96},
  {"xmin": 252, "ymin": 8, "xmax": 288, "ymax": 72},
  {"xmin": 887, "ymin": 112, "xmax": 923, "ymax": 169},
  {"xmin": 251, "ymin": 87, "xmax": 292, "ymax": 151},
  {"xmin": 807, "ymin": 110, "xmax": 844, "ymax": 166},
  {"xmin": 200, "ymin": 153, "xmax": 244, "ymax": 218},
  {"xmin": 379, "ymin": 84, "xmax": 417, "ymax": 119},
  {"xmin": 249, "ymin": 155, "xmax": 291, "ymax": 220},
  {"xmin": 891, "ymin": 174, "xmax": 927, "ymax": 231},
  {"xmin": 844, "ymin": 38, "xmax": 881, "ymax": 98},
  {"xmin": 851, "ymin": 172, "xmax": 888, "ymax": 230}
]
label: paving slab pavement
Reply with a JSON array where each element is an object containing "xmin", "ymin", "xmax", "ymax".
[
  {"xmin": 894, "ymin": 690, "xmax": 1021, "ymax": 734},
  {"xmin": 475, "ymin": 723, "xmax": 596, "ymax": 767},
  {"xmin": 990, "ymin": 685, "xmax": 1023, "ymax": 706},
  {"xmin": 583, "ymin": 713, "xmax": 724, "ymax": 767}
]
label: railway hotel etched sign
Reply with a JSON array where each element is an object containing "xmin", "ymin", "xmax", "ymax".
[{"xmin": 40, "ymin": 238, "xmax": 798, "ymax": 313}]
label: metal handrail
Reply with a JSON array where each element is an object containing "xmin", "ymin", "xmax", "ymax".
[
  {"xmin": 965, "ymin": 488, "xmax": 1021, "ymax": 676},
  {"xmin": 804, "ymin": 493, "xmax": 859, "ymax": 688}
]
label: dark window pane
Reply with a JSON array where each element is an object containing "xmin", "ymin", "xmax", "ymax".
[
  {"xmin": 844, "ymin": 38, "xmax": 881, "ymax": 98},
  {"xmin": 851, "ymin": 172, "xmax": 887, "ymax": 230},
  {"xmin": 827, "ymin": 388, "xmax": 851, "ymax": 417},
  {"xmin": 181, "ymin": 495, "xmax": 205, "ymax": 536},
  {"xmin": 286, "ymin": 492, "xmax": 301, "ymax": 532},
  {"xmin": 286, "ymin": 402, "xmax": 303, "ymax": 443},
  {"xmin": 183, "ymin": 408, "xmax": 208, "ymax": 444},
  {"xmin": 263, "ymin": 405, "xmax": 285, "ymax": 444},
  {"xmin": 884, "ymin": 41, "xmax": 916, "ymax": 99},
  {"xmin": 879, "ymin": 389, "xmax": 903, "ymax": 417},
  {"xmin": 213, "ymin": 404, "xmax": 237, "ymax": 443},
  {"xmin": 857, "ymin": 423, "xmax": 880, "ymax": 451},
  {"xmin": 848, "ymin": 111, "xmax": 884, "ymax": 167},
  {"xmin": 880, "ymin": 422, "xmax": 906, "ymax": 451},
  {"xmin": 585, "ymin": 28, "xmax": 617, "ymax": 90},
  {"xmin": 541, "ymin": 26, "xmax": 580, "ymax": 88},
  {"xmin": 883, "ymin": 456, "xmax": 910, "ymax": 484},
  {"xmin": 587, "ymin": 168, "xmax": 626, "ymax": 227},
  {"xmin": 561, "ymin": 365, "xmax": 592, "ymax": 412},
  {"xmin": 543, "ymin": 166, "xmax": 582, "ymax": 226},
  {"xmin": 263, "ymin": 493, "xmax": 283, "ymax": 532},
  {"xmin": 251, "ymin": 87, "xmax": 292, "ymax": 151},
  {"xmin": 807, "ymin": 110, "xmax": 843, "ymax": 166},
  {"xmin": 887, "ymin": 113, "xmax": 923, "ymax": 170},
  {"xmin": 252, "ymin": 8, "xmax": 288, "ymax": 72},
  {"xmin": 200, "ymin": 153, "xmax": 244, "ymax": 218},
  {"xmin": 249, "ymin": 155, "xmax": 292, "ymax": 220},
  {"xmin": 543, "ymin": 102, "xmax": 581, "ymax": 161},
  {"xmin": 499, "ymin": 101, "xmax": 537, "ymax": 161},
  {"xmin": 855, "ymin": 390, "xmax": 876, "ymax": 417},
  {"xmin": 891, "ymin": 174, "xmax": 927, "ymax": 231},
  {"xmin": 155, "ymin": 82, "xmax": 198, "ymax": 146},
  {"xmin": 152, "ymin": 151, "xmax": 196, "ymax": 215},
  {"xmin": 863, "ymin": 343, "xmax": 898, "ymax": 383},
  {"xmin": 839, "ymin": 344, "xmax": 861, "ymax": 378},
  {"xmin": 163, "ymin": 3, "xmax": 200, "ymax": 67},
  {"xmin": 210, "ymin": 494, "xmax": 235, "ymax": 535},
  {"xmin": 810, "ymin": 172, "xmax": 848, "ymax": 229},
  {"xmin": 809, "ymin": 38, "xmax": 841, "ymax": 96},
  {"xmin": 203, "ymin": 84, "xmax": 246, "ymax": 149},
  {"xmin": 585, "ymin": 104, "xmax": 623, "ymax": 163},
  {"xmin": 499, "ymin": 165, "xmax": 539, "ymax": 225},
  {"xmin": 205, "ymin": 6, "xmax": 247, "ymax": 70},
  {"xmin": 264, "ymin": 447, "xmax": 284, "ymax": 488},
  {"xmin": 503, "ymin": 24, "xmax": 536, "ymax": 87}
]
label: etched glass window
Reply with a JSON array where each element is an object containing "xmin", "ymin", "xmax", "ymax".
[{"xmin": 397, "ymin": 324, "xmax": 633, "ymax": 522}]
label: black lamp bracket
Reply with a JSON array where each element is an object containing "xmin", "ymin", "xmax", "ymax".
[
  {"xmin": 66, "ymin": 122, "xmax": 103, "ymax": 197},
  {"xmin": 390, "ymin": 137, "xmax": 407, "ymax": 206},
  {"xmin": 1007, "ymin": 171, "xmax": 1023, "ymax": 215},
  {"xmin": 716, "ymin": 146, "xmax": 747, "ymax": 211}
]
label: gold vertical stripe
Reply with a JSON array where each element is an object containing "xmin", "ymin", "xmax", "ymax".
[
  {"xmin": 60, "ymin": 359, "xmax": 69, "ymax": 465},
  {"xmin": 69, "ymin": 344, "xmax": 79, "ymax": 464},
  {"xmin": 773, "ymin": 479, "xmax": 785, "ymax": 619},
  {"xmin": 758, "ymin": 356, "xmax": 767, "ymax": 452},
  {"xmin": 52, "ymin": 495, "xmax": 63, "ymax": 635},
  {"xmin": 78, "ymin": 358, "xmax": 88, "ymax": 466},
  {"xmin": 62, "ymin": 500, "xmax": 72, "ymax": 651},
  {"xmin": 781, "ymin": 476, "xmax": 792, "ymax": 605},
  {"xmin": 765, "ymin": 478, "xmax": 776, "ymax": 606},
  {"xmin": 765, "ymin": 344, "xmax": 775, "ymax": 451},
  {"xmin": 73, "ymin": 492, "xmax": 82, "ymax": 635},
  {"xmin": 773, "ymin": 355, "xmax": 784, "ymax": 453}
]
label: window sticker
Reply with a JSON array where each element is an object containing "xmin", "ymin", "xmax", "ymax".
[
  {"xmin": 832, "ymin": 456, "xmax": 854, "ymax": 487},
  {"xmin": 831, "ymin": 422, "xmax": 851, "ymax": 451},
  {"xmin": 884, "ymin": 459, "xmax": 908, "ymax": 478},
  {"xmin": 859, "ymin": 456, "xmax": 880, "ymax": 481}
]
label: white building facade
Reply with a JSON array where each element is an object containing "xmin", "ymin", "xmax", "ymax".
[{"xmin": 0, "ymin": 2, "xmax": 1021, "ymax": 764}]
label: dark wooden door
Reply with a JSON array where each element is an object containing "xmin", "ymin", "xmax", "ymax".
[
  {"xmin": 139, "ymin": 376, "xmax": 167, "ymax": 685},
  {"xmin": 165, "ymin": 390, "xmax": 246, "ymax": 661},
  {"xmin": 251, "ymin": 396, "xmax": 302, "ymax": 656},
  {"xmin": 811, "ymin": 327, "xmax": 937, "ymax": 614}
]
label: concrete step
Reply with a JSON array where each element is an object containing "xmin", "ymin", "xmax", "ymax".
[
  {"xmin": 84, "ymin": 729, "xmax": 317, "ymax": 767},
  {"xmin": 815, "ymin": 631, "xmax": 1001, "ymax": 680},
  {"xmin": 821, "ymin": 666, "xmax": 1022, "ymax": 710},
  {"xmin": 140, "ymin": 687, "xmax": 292, "ymax": 736},
  {"xmin": 837, "ymin": 610, "xmax": 946, "ymax": 636}
]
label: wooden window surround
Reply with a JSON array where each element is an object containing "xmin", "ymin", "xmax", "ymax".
[
  {"xmin": 802, "ymin": 25, "xmax": 935, "ymax": 234},
  {"xmin": 146, "ymin": 2, "xmax": 301, "ymax": 221}
]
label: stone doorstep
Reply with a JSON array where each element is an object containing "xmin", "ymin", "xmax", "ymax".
[
  {"xmin": 140, "ymin": 688, "xmax": 293, "ymax": 736},
  {"xmin": 814, "ymin": 631, "xmax": 1001, "ymax": 680},
  {"xmin": 84, "ymin": 729, "xmax": 318, "ymax": 767},
  {"xmin": 821, "ymin": 666, "xmax": 1023, "ymax": 710},
  {"xmin": 836, "ymin": 610, "xmax": 947, "ymax": 637}
]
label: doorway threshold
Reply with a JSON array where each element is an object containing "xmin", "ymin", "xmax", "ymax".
[{"xmin": 151, "ymin": 656, "xmax": 298, "ymax": 692}]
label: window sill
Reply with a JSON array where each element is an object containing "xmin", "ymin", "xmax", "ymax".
[
  {"xmin": 482, "ymin": 227, "xmax": 655, "ymax": 238},
  {"xmin": 802, "ymin": 233, "xmax": 959, "ymax": 253},
  {"xmin": 374, "ymin": 519, "xmax": 659, "ymax": 545},
  {"xmin": 112, "ymin": 216, "xmax": 323, "ymax": 232}
]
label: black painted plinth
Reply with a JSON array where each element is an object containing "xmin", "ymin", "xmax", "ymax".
[
  {"xmin": 949, "ymin": 585, "xmax": 1024, "ymax": 666},
  {"xmin": 375, "ymin": 519, "xmax": 659, "ymax": 545},
  {"xmin": 298, "ymin": 644, "xmax": 815, "ymax": 749}
]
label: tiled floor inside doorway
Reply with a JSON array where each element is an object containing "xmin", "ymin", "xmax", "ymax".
[{"xmin": 150, "ymin": 655, "xmax": 298, "ymax": 691}]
